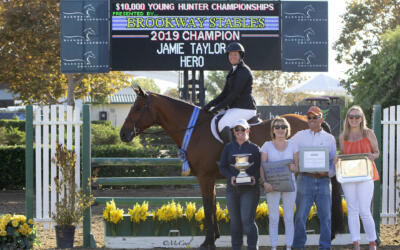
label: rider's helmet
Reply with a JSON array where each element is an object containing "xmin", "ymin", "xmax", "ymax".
[{"xmin": 226, "ymin": 42, "xmax": 245, "ymax": 59}]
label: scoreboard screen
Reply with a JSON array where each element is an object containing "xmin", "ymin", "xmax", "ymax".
[{"xmin": 110, "ymin": 1, "xmax": 281, "ymax": 70}]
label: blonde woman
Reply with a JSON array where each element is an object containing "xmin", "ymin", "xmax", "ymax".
[
  {"xmin": 260, "ymin": 117, "xmax": 297, "ymax": 250},
  {"xmin": 339, "ymin": 106, "xmax": 380, "ymax": 250}
]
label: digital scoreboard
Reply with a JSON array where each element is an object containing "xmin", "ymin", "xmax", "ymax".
[{"xmin": 110, "ymin": 1, "xmax": 281, "ymax": 70}]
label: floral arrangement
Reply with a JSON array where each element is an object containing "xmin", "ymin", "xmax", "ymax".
[
  {"xmin": 154, "ymin": 201, "xmax": 183, "ymax": 223},
  {"xmin": 184, "ymin": 202, "xmax": 196, "ymax": 222},
  {"xmin": 103, "ymin": 200, "xmax": 124, "ymax": 224},
  {"xmin": 0, "ymin": 214, "xmax": 38, "ymax": 249},
  {"xmin": 102, "ymin": 199, "xmax": 350, "ymax": 236},
  {"xmin": 128, "ymin": 202, "xmax": 149, "ymax": 235},
  {"xmin": 216, "ymin": 203, "xmax": 229, "ymax": 223}
]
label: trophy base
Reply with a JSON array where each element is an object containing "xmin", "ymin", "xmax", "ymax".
[{"xmin": 235, "ymin": 176, "xmax": 252, "ymax": 185}]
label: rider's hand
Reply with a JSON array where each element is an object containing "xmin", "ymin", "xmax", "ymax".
[{"xmin": 203, "ymin": 103, "xmax": 213, "ymax": 112}]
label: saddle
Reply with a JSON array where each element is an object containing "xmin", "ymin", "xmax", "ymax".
[{"xmin": 211, "ymin": 111, "xmax": 262, "ymax": 143}]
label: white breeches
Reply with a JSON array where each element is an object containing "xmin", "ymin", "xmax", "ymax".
[{"xmin": 218, "ymin": 108, "xmax": 256, "ymax": 132}]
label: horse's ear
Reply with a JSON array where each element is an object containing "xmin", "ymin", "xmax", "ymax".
[{"xmin": 134, "ymin": 86, "xmax": 148, "ymax": 97}]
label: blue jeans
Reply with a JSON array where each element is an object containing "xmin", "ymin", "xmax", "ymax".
[
  {"xmin": 293, "ymin": 175, "xmax": 331, "ymax": 250},
  {"xmin": 226, "ymin": 184, "xmax": 260, "ymax": 250}
]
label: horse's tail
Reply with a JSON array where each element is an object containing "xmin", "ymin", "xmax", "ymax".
[{"xmin": 322, "ymin": 120, "xmax": 346, "ymax": 239}]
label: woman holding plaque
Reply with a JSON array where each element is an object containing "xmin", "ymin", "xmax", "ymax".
[
  {"xmin": 339, "ymin": 105, "xmax": 380, "ymax": 250},
  {"xmin": 260, "ymin": 117, "xmax": 298, "ymax": 250},
  {"xmin": 219, "ymin": 119, "xmax": 261, "ymax": 250}
]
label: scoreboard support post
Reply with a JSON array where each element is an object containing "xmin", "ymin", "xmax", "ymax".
[{"xmin": 180, "ymin": 70, "xmax": 205, "ymax": 106}]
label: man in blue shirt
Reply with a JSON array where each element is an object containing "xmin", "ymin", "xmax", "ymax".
[
  {"xmin": 219, "ymin": 119, "xmax": 261, "ymax": 250},
  {"xmin": 290, "ymin": 106, "xmax": 337, "ymax": 250}
]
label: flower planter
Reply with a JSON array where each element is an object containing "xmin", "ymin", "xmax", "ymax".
[
  {"xmin": 104, "ymin": 214, "xmax": 352, "ymax": 249},
  {"xmin": 104, "ymin": 214, "xmax": 326, "ymax": 237},
  {"xmin": 55, "ymin": 225, "xmax": 76, "ymax": 249}
]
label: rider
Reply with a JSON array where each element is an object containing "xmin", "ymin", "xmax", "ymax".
[{"xmin": 203, "ymin": 42, "xmax": 257, "ymax": 144}]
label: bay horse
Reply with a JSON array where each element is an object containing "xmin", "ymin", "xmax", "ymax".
[{"xmin": 120, "ymin": 87, "xmax": 344, "ymax": 249}]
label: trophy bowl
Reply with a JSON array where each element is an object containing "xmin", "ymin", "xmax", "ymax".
[{"xmin": 231, "ymin": 154, "xmax": 253, "ymax": 185}]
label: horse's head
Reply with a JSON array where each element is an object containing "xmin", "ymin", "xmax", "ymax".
[{"xmin": 120, "ymin": 87, "xmax": 156, "ymax": 142}]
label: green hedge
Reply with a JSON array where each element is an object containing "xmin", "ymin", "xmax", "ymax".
[
  {"xmin": 0, "ymin": 144, "xmax": 180, "ymax": 189},
  {"xmin": 91, "ymin": 120, "xmax": 113, "ymax": 126},
  {"xmin": 0, "ymin": 120, "xmax": 25, "ymax": 131},
  {"xmin": 0, "ymin": 146, "xmax": 25, "ymax": 189}
]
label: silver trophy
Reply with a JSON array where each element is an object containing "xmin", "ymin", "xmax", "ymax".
[{"xmin": 231, "ymin": 154, "xmax": 253, "ymax": 185}]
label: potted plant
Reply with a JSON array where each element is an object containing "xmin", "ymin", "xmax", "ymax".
[{"xmin": 51, "ymin": 144, "xmax": 94, "ymax": 249}]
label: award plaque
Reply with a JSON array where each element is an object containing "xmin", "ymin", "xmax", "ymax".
[
  {"xmin": 336, "ymin": 154, "xmax": 373, "ymax": 183},
  {"xmin": 262, "ymin": 159, "xmax": 295, "ymax": 192},
  {"xmin": 299, "ymin": 147, "xmax": 330, "ymax": 172},
  {"xmin": 231, "ymin": 154, "xmax": 253, "ymax": 185}
]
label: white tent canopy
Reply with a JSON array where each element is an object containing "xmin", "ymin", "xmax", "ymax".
[{"xmin": 284, "ymin": 74, "xmax": 347, "ymax": 96}]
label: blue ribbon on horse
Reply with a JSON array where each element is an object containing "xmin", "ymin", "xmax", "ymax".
[{"xmin": 179, "ymin": 106, "xmax": 200, "ymax": 176}]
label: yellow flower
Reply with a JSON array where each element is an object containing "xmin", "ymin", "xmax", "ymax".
[
  {"xmin": 308, "ymin": 203, "xmax": 317, "ymax": 220},
  {"xmin": 185, "ymin": 202, "xmax": 196, "ymax": 222},
  {"xmin": 110, "ymin": 209, "xmax": 124, "ymax": 224},
  {"xmin": 0, "ymin": 230, "xmax": 7, "ymax": 237},
  {"xmin": 256, "ymin": 202, "xmax": 268, "ymax": 219},
  {"xmin": 342, "ymin": 198, "xmax": 347, "ymax": 216},
  {"xmin": 28, "ymin": 228, "xmax": 33, "ymax": 235},
  {"xmin": 279, "ymin": 205, "xmax": 284, "ymax": 217},
  {"xmin": 195, "ymin": 207, "xmax": 205, "ymax": 223},
  {"xmin": 216, "ymin": 203, "xmax": 227, "ymax": 222},
  {"xmin": 11, "ymin": 220, "xmax": 19, "ymax": 227},
  {"xmin": 223, "ymin": 208, "xmax": 230, "ymax": 223},
  {"xmin": 28, "ymin": 219, "xmax": 34, "ymax": 225},
  {"xmin": 103, "ymin": 200, "xmax": 124, "ymax": 224},
  {"xmin": 128, "ymin": 202, "xmax": 149, "ymax": 223},
  {"xmin": 154, "ymin": 201, "xmax": 183, "ymax": 223}
]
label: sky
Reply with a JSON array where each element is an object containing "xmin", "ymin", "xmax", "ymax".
[{"xmin": 130, "ymin": 0, "xmax": 349, "ymax": 93}]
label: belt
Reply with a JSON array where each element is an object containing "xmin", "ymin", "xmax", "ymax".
[{"xmin": 300, "ymin": 172, "xmax": 329, "ymax": 179}]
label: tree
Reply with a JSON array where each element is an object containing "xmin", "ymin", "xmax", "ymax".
[
  {"xmin": 131, "ymin": 78, "xmax": 161, "ymax": 93},
  {"xmin": 204, "ymin": 71, "xmax": 226, "ymax": 101},
  {"xmin": 252, "ymin": 71, "xmax": 307, "ymax": 105},
  {"xmin": 344, "ymin": 25, "xmax": 400, "ymax": 117},
  {"xmin": 333, "ymin": 0, "xmax": 400, "ymax": 68},
  {"xmin": 163, "ymin": 88, "xmax": 180, "ymax": 99},
  {"xmin": 0, "ymin": 0, "xmax": 131, "ymax": 105}
]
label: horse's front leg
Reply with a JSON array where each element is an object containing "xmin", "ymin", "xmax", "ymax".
[{"xmin": 198, "ymin": 176, "xmax": 217, "ymax": 250}]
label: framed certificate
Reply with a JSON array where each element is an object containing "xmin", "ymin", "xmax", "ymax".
[{"xmin": 299, "ymin": 147, "xmax": 330, "ymax": 172}]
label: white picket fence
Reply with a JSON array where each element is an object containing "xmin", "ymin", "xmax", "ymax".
[
  {"xmin": 381, "ymin": 105, "xmax": 400, "ymax": 224},
  {"xmin": 33, "ymin": 105, "xmax": 82, "ymax": 228}
]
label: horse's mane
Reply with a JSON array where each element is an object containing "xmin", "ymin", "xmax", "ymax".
[{"xmin": 148, "ymin": 91, "xmax": 197, "ymax": 109}]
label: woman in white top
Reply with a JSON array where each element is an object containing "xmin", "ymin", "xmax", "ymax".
[{"xmin": 260, "ymin": 117, "xmax": 298, "ymax": 250}]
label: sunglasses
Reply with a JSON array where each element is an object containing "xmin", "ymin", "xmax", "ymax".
[
  {"xmin": 348, "ymin": 114, "xmax": 362, "ymax": 120},
  {"xmin": 234, "ymin": 127, "xmax": 246, "ymax": 132},
  {"xmin": 273, "ymin": 124, "xmax": 287, "ymax": 130},
  {"xmin": 307, "ymin": 115, "xmax": 321, "ymax": 120}
]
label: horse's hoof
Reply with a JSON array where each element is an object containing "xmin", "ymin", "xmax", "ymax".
[{"xmin": 199, "ymin": 243, "xmax": 216, "ymax": 250}]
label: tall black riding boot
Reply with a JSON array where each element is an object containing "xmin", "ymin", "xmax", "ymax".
[{"xmin": 220, "ymin": 126, "xmax": 233, "ymax": 144}]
